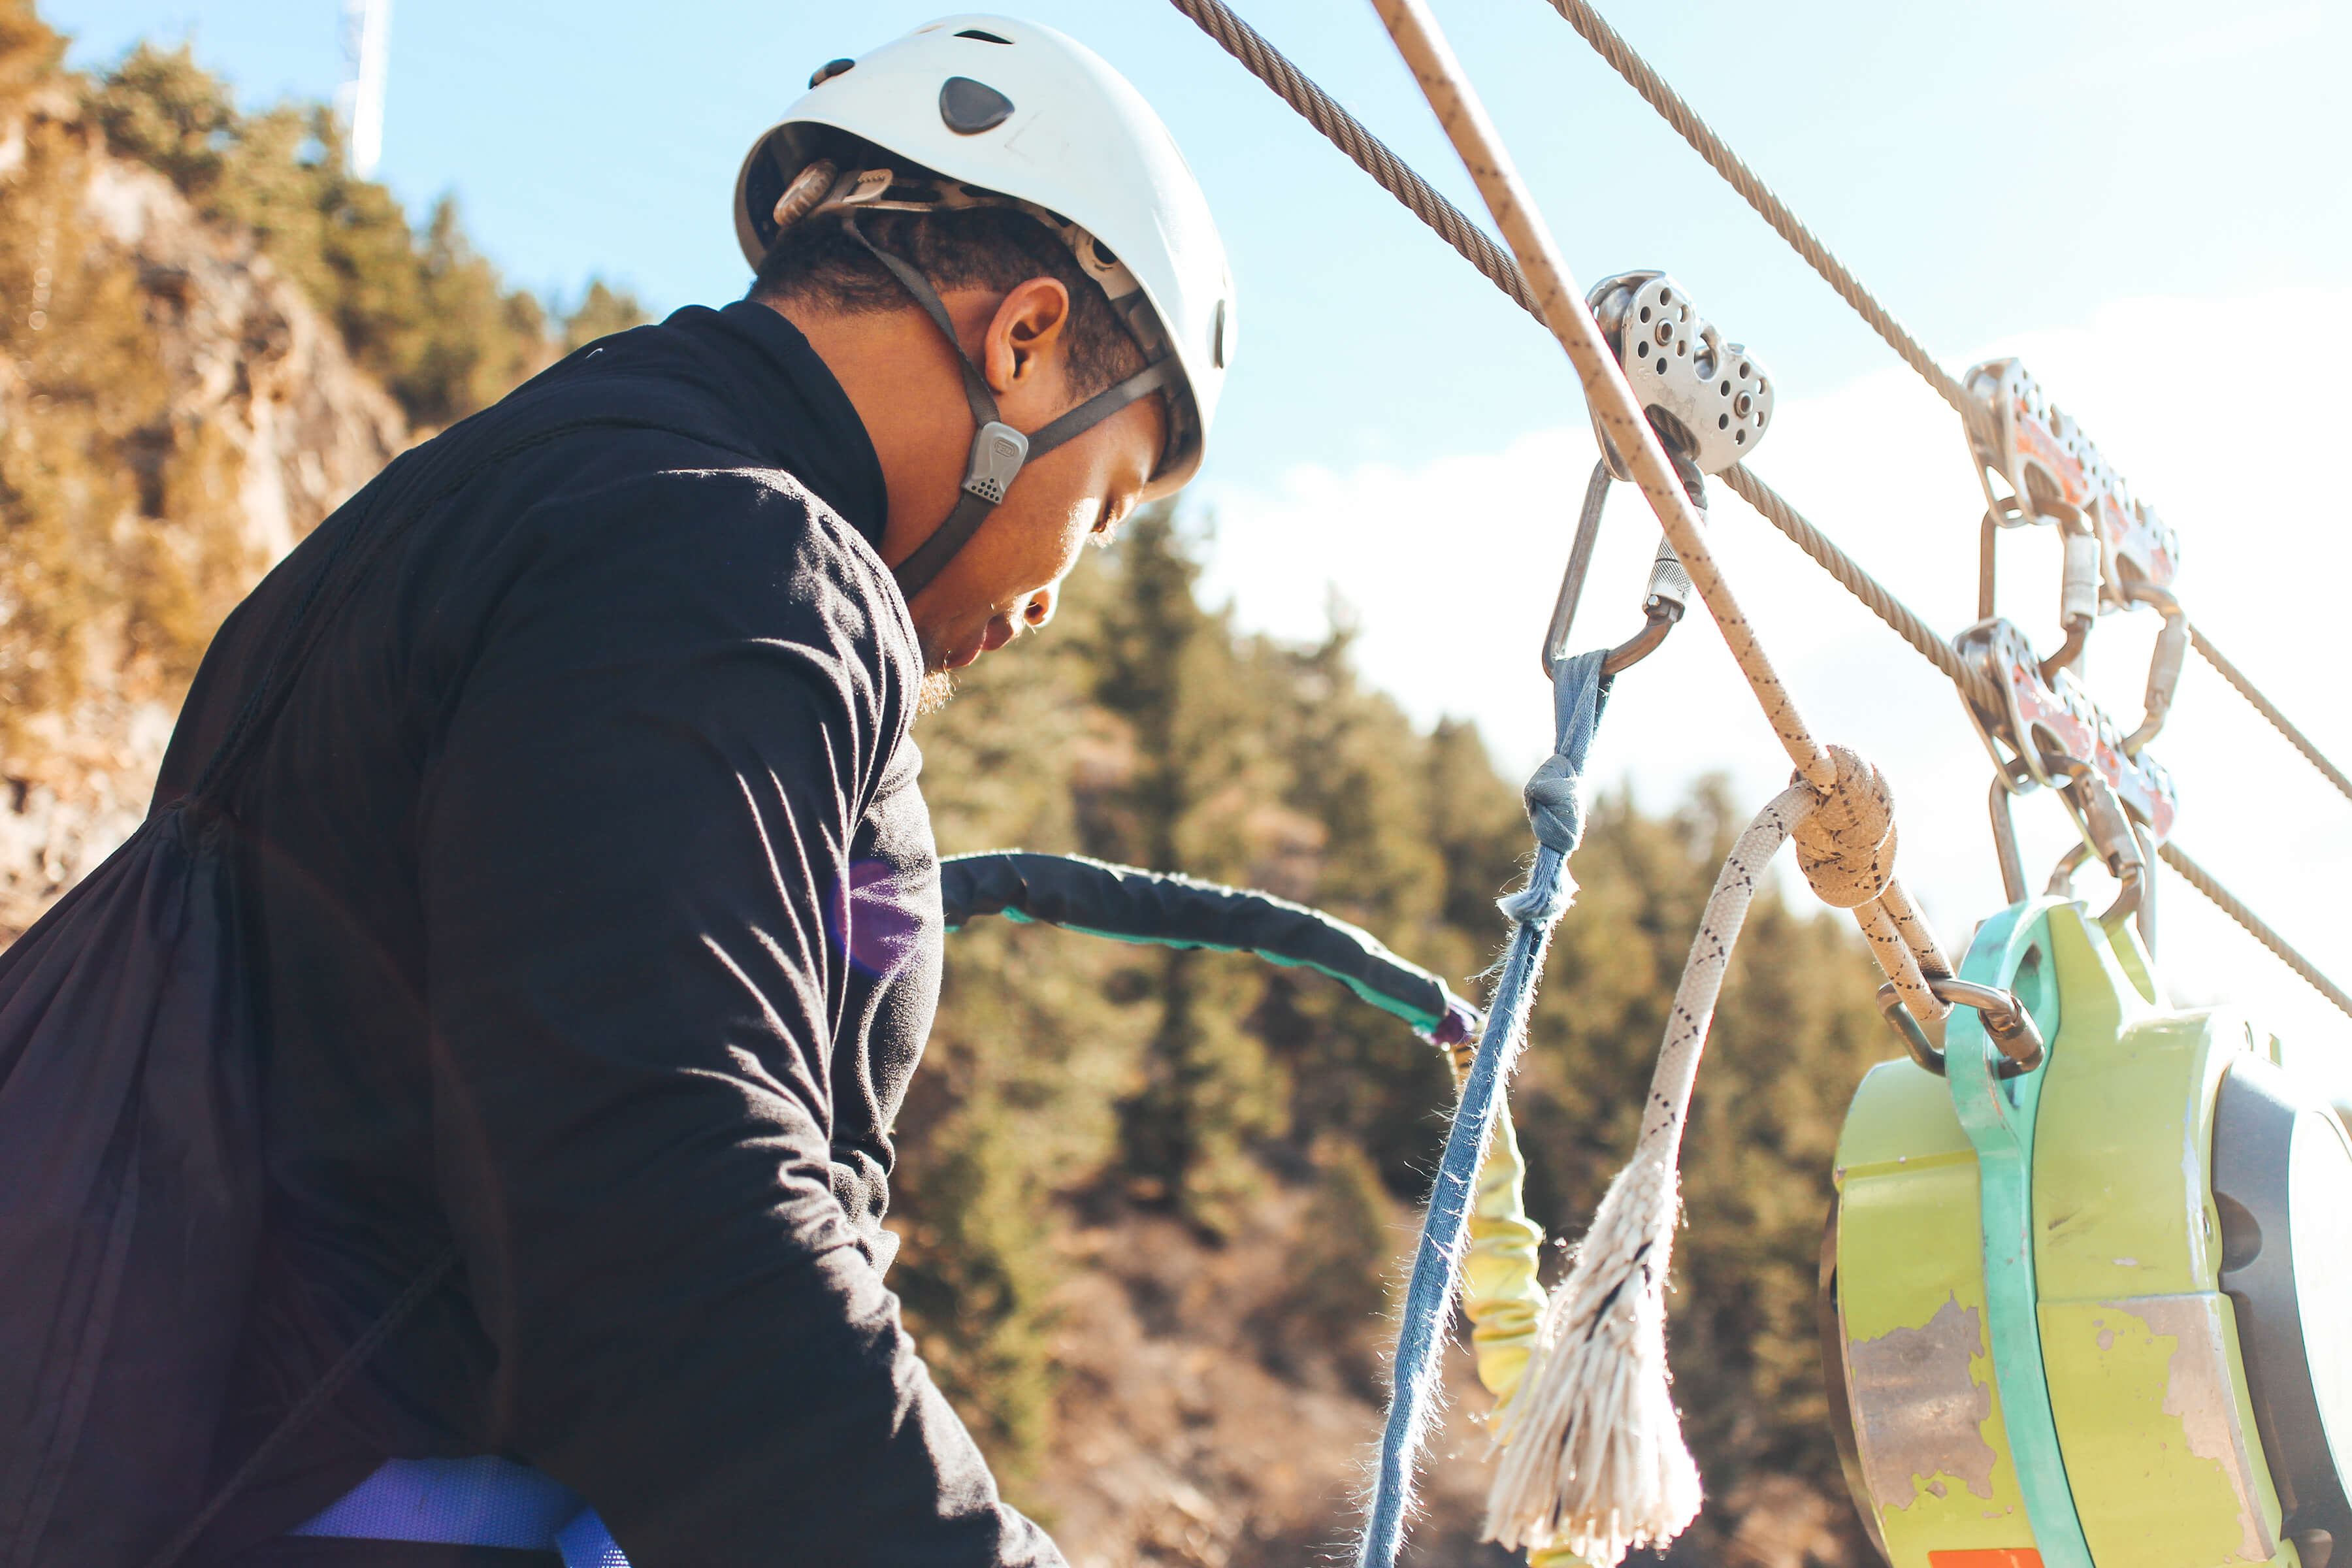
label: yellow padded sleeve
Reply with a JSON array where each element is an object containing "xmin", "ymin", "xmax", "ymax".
[{"xmin": 1460, "ymin": 1098, "xmax": 1593, "ymax": 1568}]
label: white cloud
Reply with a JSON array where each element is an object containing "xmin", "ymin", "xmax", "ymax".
[{"xmin": 1199, "ymin": 288, "xmax": 2352, "ymax": 1081}]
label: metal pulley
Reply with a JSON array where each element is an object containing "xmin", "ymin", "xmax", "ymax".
[
  {"xmin": 1955, "ymin": 617, "xmax": 2180, "ymax": 826},
  {"xmin": 1588, "ymin": 271, "xmax": 1774, "ymax": 476},
  {"xmin": 1963, "ymin": 357, "xmax": 2181, "ymax": 610},
  {"xmin": 1954, "ymin": 615, "xmax": 2180, "ymax": 935},
  {"xmin": 1541, "ymin": 272, "xmax": 1773, "ymax": 675},
  {"xmin": 1962, "ymin": 357, "xmax": 2185, "ymax": 729}
]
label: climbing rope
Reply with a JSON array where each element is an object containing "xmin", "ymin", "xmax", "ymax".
[
  {"xmin": 1486, "ymin": 779, "xmax": 1815, "ymax": 1560},
  {"xmin": 1365, "ymin": 0, "xmax": 1952, "ymax": 1006},
  {"xmin": 1345, "ymin": 2, "xmax": 1972, "ymax": 1561},
  {"xmin": 1161, "ymin": 0, "xmax": 2352, "ymax": 1024}
]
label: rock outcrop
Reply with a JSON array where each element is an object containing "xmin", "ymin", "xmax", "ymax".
[{"xmin": 0, "ymin": 78, "xmax": 404, "ymax": 937}]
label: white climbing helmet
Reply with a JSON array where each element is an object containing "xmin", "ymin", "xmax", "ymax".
[{"xmin": 733, "ymin": 14, "xmax": 1234, "ymax": 505}]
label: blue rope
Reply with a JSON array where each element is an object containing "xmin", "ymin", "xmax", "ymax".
[{"xmin": 1355, "ymin": 651, "xmax": 1612, "ymax": 1568}]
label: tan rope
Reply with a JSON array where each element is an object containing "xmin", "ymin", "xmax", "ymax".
[
  {"xmin": 1370, "ymin": 0, "xmax": 1835, "ymax": 797},
  {"xmin": 1534, "ymin": 0, "xmax": 1967, "ymax": 414},
  {"xmin": 2188, "ymin": 625, "xmax": 2352, "ymax": 808},
  {"xmin": 1789, "ymin": 747, "xmax": 1952, "ymax": 1026},
  {"xmin": 2158, "ymin": 842, "xmax": 2352, "ymax": 1019}
]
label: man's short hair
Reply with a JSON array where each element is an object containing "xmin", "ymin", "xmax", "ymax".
[{"xmin": 750, "ymin": 207, "xmax": 1147, "ymax": 400}]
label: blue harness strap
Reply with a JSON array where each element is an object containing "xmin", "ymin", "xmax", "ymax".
[{"xmin": 291, "ymin": 1457, "xmax": 628, "ymax": 1565}]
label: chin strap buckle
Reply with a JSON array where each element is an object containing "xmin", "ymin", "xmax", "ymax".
[{"xmin": 962, "ymin": 421, "xmax": 1030, "ymax": 504}]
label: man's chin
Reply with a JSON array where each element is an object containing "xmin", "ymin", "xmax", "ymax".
[{"xmin": 914, "ymin": 666, "xmax": 957, "ymax": 717}]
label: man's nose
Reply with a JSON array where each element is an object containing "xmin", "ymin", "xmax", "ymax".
[{"xmin": 1022, "ymin": 585, "xmax": 1057, "ymax": 629}]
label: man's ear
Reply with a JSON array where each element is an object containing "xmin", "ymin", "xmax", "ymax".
[{"xmin": 982, "ymin": 277, "xmax": 1072, "ymax": 397}]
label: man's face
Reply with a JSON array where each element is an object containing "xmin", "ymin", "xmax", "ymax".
[
  {"xmin": 774, "ymin": 272, "xmax": 1175, "ymax": 707},
  {"xmin": 902, "ymin": 388, "xmax": 1165, "ymax": 696}
]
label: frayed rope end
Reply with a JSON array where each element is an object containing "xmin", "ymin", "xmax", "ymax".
[
  {"xmin": 1482, "ymin": 1155, "xmax": 1700, "ymax": 1567},
  {"xmin": 1499, "ymin": 846, "xmax": 1576, "ymax": 926}
]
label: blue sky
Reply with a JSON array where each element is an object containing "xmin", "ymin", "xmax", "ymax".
[
  {"xmin": 38, "ymin": 0, "xmax": 2352, "ymax": 1060},
  {"xmin": 42, "ymin": 0, "xmax": 2351, "ymax": 498}
]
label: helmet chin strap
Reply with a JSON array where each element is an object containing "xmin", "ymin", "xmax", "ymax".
[{"xmin": 840, "ymin": 214, "xmax": 1175, "ymax": 603}]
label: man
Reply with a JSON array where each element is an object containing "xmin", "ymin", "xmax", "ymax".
[{"xmin": 157, "ymin": 16, "xmax": 1233, "ymax": 1565}]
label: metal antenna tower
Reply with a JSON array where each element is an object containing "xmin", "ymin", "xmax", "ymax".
[{"xmin": 335, "ymin": 0, "xmax": 393, "ymax": 178}]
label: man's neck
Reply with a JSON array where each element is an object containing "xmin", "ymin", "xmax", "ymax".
[{"xmin": 759, "ymin": 294, "xmax": 988, "ymax": 570}]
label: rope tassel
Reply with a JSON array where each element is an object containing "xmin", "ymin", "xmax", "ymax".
[{"xmin": 1484, "ymin": 782, "xmax": 1816, "ymax": 1563}]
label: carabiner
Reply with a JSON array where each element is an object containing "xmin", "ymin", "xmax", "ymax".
[
  {"xmin": 2119, "ymin": 579, "xmax": 2187, "ymax": 757},
  {"xmin": 1541, "ymin": 450, "xmax": 1699, "ymax": 680},
  {"xmin": 1877, "ymin": 976, "xmax": 2046, "ymax": 1077}
]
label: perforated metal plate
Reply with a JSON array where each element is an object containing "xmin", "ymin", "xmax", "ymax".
[{"xmin": 1586, "ymin": 271, "xmax": 1773, "ymax": 476}]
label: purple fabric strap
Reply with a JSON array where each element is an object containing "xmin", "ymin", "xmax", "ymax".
[{"xmin": 291, "ymin": 1456, "xmax": 628, "ymax": 1565}]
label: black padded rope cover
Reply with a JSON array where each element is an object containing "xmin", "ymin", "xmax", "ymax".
[{"xmin": 939, "ymin": 851, "xmax": 1477, "ymax": 1041}]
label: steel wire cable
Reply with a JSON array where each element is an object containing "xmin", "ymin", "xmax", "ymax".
[
  {"xmin": 1535, "ymin": 0, "xmax": 1969, "ymax": 414},
  {"xmin": 1163, "ymin": 0, "xmax": 2352, "ymax": 1021},
  {"xmin": 2187, "ymin": 625, "xmax": 2352, "ymax": 807},
  {"xmin": 1163, "ymin": 0, "xmax": 1542, "ymax": 319},
  {"xmin": 2158, "ymin": 842, "xmax": 2352, "ymax": 1020},
  {"xmin": 1718, "ymin": 463, "xmax": 1996, "ymax": 711}
]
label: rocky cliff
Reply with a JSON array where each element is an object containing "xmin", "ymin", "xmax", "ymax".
[{"xmin": 0, "ymin": 46, "xmax": 406, "ymax": 935}]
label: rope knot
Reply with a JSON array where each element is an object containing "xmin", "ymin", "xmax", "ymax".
[
  {"xmin": 1522, "ymin": 754, "xmax": 1590, "ymax": 857},
  {"xmin": 1790, "ymin": 745, "xmax": 1895, "ymax": 908}
]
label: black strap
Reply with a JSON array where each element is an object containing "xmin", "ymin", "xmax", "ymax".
[
  {"xmin": 1025, "ymin": 357, "xmax": 1177, "ymax": 462},
  {"xmin": 889, "ymin": 489, "xmax": 1000, "ymax": 606},
  {"xmin": 888, "ymin": 358, "xmax": 1176, "ymax": 602},
  {"xmin": 938, "ymin": 851, "xmax": 1471, "ymax": 1038},
  {"xmin": 841, "ymin": 214, "xmax": 1000, "ymax": 434},
  {"xmin": 840, "ymin": 211, "xmax": 1178, "ymax": 604}
]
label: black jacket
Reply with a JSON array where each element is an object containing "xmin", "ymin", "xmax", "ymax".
[{"xmin": 157, "ymin": 302, "xmax": 1060, "ymax": 1566}]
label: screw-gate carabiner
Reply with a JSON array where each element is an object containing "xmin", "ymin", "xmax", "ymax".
[{"xmin": 2119, "ymin": 580, "xmax": 2189, "ymax": 757}]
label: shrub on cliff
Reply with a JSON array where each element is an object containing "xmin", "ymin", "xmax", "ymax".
[{"xmin": 84, "ymin": 37, "xmax": 643, "ymax": 428}]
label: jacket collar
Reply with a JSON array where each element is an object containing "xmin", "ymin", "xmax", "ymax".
[{"xmin": 563, "ymin": 301, "xmax": 891, "ymax": 552}]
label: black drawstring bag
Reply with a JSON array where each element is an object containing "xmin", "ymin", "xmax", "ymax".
[{"xmin": 0, "ymin": 406, "xmax": 686, "ymax": 1568}]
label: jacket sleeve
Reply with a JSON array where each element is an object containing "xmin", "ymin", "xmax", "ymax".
[{"xmin": 412, "ymin": 468, "xmax": 1060, "ymax": 1567}]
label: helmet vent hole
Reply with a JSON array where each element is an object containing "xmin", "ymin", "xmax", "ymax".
[
  {"xmin": 955, "ymin": 28, "xmax": 1015, "ymax": 43},
  {"xmin": 939, "ymin": 76, "xmax": 1016, "ymax": 135},
  {"xmin": 809, "ymin": 57, "xmax": 856, "ymax": 89}
]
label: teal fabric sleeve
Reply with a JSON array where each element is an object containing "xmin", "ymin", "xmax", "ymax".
[{"xmin": 938, "ymin": 851, "xmax": 1475, "ymax": 1040}]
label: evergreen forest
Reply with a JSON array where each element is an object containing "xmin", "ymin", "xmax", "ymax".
[{"xmin": 0, "ymin": 4, "xmax": 1899, "ymax": 1560}]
